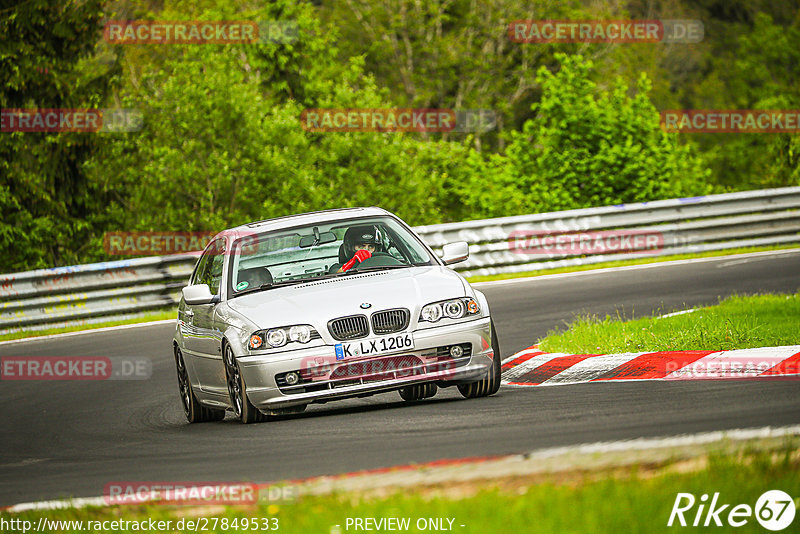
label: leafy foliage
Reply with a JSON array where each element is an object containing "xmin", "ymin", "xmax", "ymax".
[
  {"xmin": 1, "ymin": 0, "xmax": 114, "ymax": 271},
  {"xmin": 449, "ymin": 54, "xmax": 710, "ymax": 218},
  {"xmin": 3, "ymin": 0, "xmax": 800, "ymax": 272},
  {"xmin": 86, "ymin": 0, "xmax": 467, "ymax": 247}
]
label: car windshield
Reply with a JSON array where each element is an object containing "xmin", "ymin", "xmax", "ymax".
[{"xmin": 228, "ymin": 215, "xmax": 435, "ymax": 296}]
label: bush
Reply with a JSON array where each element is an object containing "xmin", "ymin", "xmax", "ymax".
[{"xmin": 451, "ymin": 54, "xmax": 711, "ymax": 218}]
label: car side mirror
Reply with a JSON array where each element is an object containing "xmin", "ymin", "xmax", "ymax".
[
  {"xmin": 441, "ymin": 241, "xmax": 469, "ymax": 265},
  {"xmin": 182, "ymin": 284, "xmax": 219, "ymax": 305}
]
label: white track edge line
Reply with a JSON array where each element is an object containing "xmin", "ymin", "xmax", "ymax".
[
  {"xmin": 5, "ymin": 424, "xmax": 800, "ymax": 513},
  {"xmin": 472, "ymin": 248, "xmax": 800, "ymax": 287},
  {"xmin": 0, "ymin": 319, "xmax": 176, "ymax": 346}
]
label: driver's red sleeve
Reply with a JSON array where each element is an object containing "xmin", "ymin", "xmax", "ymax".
[{"xmin": 341, "ymin": 249, "xmax": 372, "ymax": 272}]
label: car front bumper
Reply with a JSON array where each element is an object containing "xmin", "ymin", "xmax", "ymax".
[{"xmin": 238, "ymin": 317, "xmax": 493, "ymax": 409}]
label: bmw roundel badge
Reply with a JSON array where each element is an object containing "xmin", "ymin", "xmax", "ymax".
[{"xmin": 360, "ymin": 302, "xmax": 372, "ymax": 309}]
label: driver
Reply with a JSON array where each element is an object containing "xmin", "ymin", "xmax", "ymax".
[{"xmin": 338, "ymin": 225, "xmax": 384, "ymax": 273}]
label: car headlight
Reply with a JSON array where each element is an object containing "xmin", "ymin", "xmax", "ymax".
[
  {"xmin": 288, "ymin": 325, "xmax": 312, "ymax": 343},
  {"xmin": 248, "ymin": 324, "xmax": 318, "ymax": 349},
  {"xmin": 420, "ymin": 298, "xmax": 480, "ymax": 323},
  {"xmin": 267, "ymin": 329, "xmax": 287, "ymax": 347}
]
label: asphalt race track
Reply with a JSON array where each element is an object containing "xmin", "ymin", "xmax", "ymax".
[{"xmin": 1, "ymin": 251, "xmax": 799, "ymax": 506}]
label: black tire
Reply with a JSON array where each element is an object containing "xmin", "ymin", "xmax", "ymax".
[
  {"xmin": 458, "ymin": 322, "xmax": 501, "ymax": 399},
  {"xmin": 175, "ymin": 347, "xmax": 225, "ymax": 423},
  {"xmin": 399, "ymin": 382, "xmax": 438, "ymax": 401},
  {"xmin": 223, "ymin": 343, "xmax": 266, "ymax": 424}
]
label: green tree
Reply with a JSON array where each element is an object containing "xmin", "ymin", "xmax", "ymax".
[
  {"xmin": 450, "ymin": 54, "xmax": 711, "ymax": 217},
  {"xmin": 85, "ymin": 0, "xmax": 473, "ymax": 248},
  {"xmin": 322, "ymin": 0, "xmax": 600, "ymax": 151},
  {"xmin": 661, "ymin": 7, "xmax": 800, "ymax": 190},
  {"xmin": 714, "ymin": 13, "xmax": 800, "ymax": 188},
  {"xmin": 1, "ymin": 0, "xmax": 115, "ymax": 271}
]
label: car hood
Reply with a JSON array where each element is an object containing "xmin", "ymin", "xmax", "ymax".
[{"xmin": 226, "ymin": 266, "xmax": 467, "ymax": 329}]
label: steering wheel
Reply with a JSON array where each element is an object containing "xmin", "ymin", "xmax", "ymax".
[{"xmin": 353, "ymin": 253, "xmax": 403, "ymax": 269}]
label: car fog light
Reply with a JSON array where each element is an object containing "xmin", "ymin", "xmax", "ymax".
[
  {"xmin": 285, "ymin": 372, "xmax": 300, "ymax": 385},
  {"xmin": 449, "ymin": 345, "xmax": 464, "ymax": 358}
]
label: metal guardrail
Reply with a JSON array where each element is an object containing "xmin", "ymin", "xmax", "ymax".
[
  {"xmin": 0, "ymin": 256, "xmax": 196, "ymax": 334},
  {"xmin": 2, "ymin": 187, "xmax": 799, "ymax": 334},
  {"xmin": 415, "ymin": 186, "xmax": 800, "ymax": 276}
]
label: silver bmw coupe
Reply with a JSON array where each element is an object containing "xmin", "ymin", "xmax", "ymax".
[{"xmin": 173, "ymin": 207, "xmax": 500, "ymax": 423}]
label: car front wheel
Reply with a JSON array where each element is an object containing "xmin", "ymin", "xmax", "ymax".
[
  {"xmin": 458, "ymin": 322, "xmax": 501, "ymax": 399},
  {"xmin": 223, "ymin": 343, "xmax": 266, "ymax": 424},
  {"xmin": 175, "ymin": 347, "xmax": 225, "ymax": 423}
]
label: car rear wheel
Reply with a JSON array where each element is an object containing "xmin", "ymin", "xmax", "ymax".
[
  {"xmin": 224, "ymin": 343, "xmax": 266, "ymax": 424},
  {"xmin": 175, "ymin": 347, "xmax": 225, "ymax": 423},
  {"xmin": 398, "ymin": 382, "xmax": 438, "ymax": 401},
  {"xmin": 458, "ymin": 322, "xmax": 501, "ymax": 399}
]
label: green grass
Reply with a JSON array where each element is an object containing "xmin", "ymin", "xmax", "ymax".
[
  {"xmin": 2, "ymin": 446, "xmax": 798, "ymax": 533},
  {"xmin": 539, "ymin": 292, "xmax": 800, "ymax": 354},
  {"xmin": 466, "ymin": 244, "xmax": 800, "ymax": 283},
  {"xmin": 0, "ymin": 310, "xmax": 176, "ymax": 342}
]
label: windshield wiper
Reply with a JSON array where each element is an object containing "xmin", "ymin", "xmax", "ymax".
[{"xmin": 259, "ymin": 279, "xmax": 313, "ymax": 290}]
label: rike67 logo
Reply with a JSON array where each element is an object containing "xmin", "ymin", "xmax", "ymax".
[{"xmin": 668, "ymin": 490, "xmax": 796, "ymax": 531}]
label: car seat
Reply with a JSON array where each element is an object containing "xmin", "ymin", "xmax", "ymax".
[
  {"xmin": 237, "ymin": 266, "xmax": 274, "ymax": 289},
  {"xmin": 327, "ymin": 244, "xmax": 348, "ymax": 274}
]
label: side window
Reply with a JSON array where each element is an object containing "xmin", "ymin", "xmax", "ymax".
[
  {"xmin": 192, "ymin": 254, "xmax": 210, "ymax": 286},
  {"xmin": 207, "ymin": 239, "xmax": 225, "ymax": 295},
  {"xmin": 382, "ymin": 226, "xmax": 405, "ymax": 262},
  {"xmin": 194, "ymin": 238, "xmax": 225, "ymax": 295}
]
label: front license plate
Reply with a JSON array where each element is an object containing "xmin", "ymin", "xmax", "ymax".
[{"xmin": 335, "ymin": 333, "xmax": 414, "ymax": 361}]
